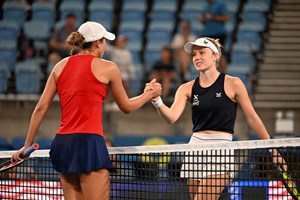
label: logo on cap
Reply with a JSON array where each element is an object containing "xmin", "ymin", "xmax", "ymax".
[{"xmin": 203, "ymin": 40, "xmax": 208, "ymax": 45}]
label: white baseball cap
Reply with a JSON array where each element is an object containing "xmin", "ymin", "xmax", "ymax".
[
  {"xmin": 78, "ymin": 21, "xmax": 115, "ymax": 42},
  {"xmin": 184, "ymin": 37, "xmax": 219, "ymax": 54}
]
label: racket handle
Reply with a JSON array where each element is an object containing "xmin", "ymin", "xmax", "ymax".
[{"xmin": 21, "ymin": 143, "xmax": 39, "ymax": 158}]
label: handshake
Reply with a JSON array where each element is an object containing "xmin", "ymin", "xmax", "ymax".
[{"xmin": 144, "ymin": 79, "xmax": 162, "ymax": 101}]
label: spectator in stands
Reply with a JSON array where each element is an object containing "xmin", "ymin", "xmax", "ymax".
[
  {"xmin": 149, "ymin": 37, "xmax": 287, "ymax": 200},
  {"xmin": 198, "ymin": 0, "xmax": 229, "ymax": 73},
  {"xmin": 48, "ymin": 13, "xmax": 77, "ymax": 64},
  {"xmin": 106, "ymin": 35, "xmax": 135, "ymax": 97},
  {"xmin": 170, "ymin": 20, "xmax": 196, "ymax": 83},
  {"xmin": 11, "ymin": 21, "xmax": 161, "ymax": 200},
  {"xmin": 150, "ymin": 46, "xmax": 176, "ymax": 98}
]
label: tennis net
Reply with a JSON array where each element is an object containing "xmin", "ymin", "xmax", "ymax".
[{"xmin": 0, "ymin": 138, "xmax": 300, "ymax": 200}]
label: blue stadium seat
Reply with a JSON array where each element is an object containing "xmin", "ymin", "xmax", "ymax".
[
  {"xmin": 147, "ymin": 29, "xmax": 172, "ymax": 44},
  {"xmin": 243, "ymin": 0, "xmax": 271, "ymax": 13},
  {"xmin": 119, "ymin": 20, "xmax": 145, "ymax": 32},
  {"xmin": 0, "ymin": 137, "xmax": 11, "ymax": 150},
  {"xmin": 236, "ymin": 30, "xmax": 262, "ymax": 53},
  {"xmin": 118, "ymin": 28, "xmax": 143, "ymax": 52},
  {"xmin": 59, "ymin": 2, "xmax": 85, "ymax": 26},
  {"xmin": 242, "ymin": 11, "xmax": 267, "ymax": 31},
  {"xmin": 152, "ymin": 0, "xmax": 178, "ymax": 12},
  {"xmin": 182, "ymin": 0, "xmax": 207, "ymax": 14},
  {"xmin": 15, "ymin": 60, "xmax": 42, "ymax": 94},
  {"xmin": 36, "ymin": 137, "xmax": 53, "ymax": 149},
  {"xmin": 148, "ymin": 20, "xmax": 174, "ymax": 33},
  {"xmin": 120, "ymin": 10, "xmax": 146, "ymax": 24},
  {"xmin": 122, "ymin": 0, "xmax": 147, "ymax": 12},
  {"xmin": 2, "ymin": 1, "xmax": 27, "ymax": 29},
  {"xmin": 227, "ymin": 63, "xmax": 252, "ymax": 91},
  {"xmin": 230, "ymin": 50, "xmax": 256, "ymax": 71},
  {"xmin": 0, "ymin": 41, "xmax": 17, "ymax": 72},
  {"xmin": 151, "ymin": 10, "xmax": 176, "ymax": 25},
  {"xmin": 0, "ymin": 20, "xmax": 19, "ymax": 42},
  {"xmin": 31, "ymin": 2, "xmax": 56, "ymax": 29},
  {"xmin": 88, "ymin": 10, "xmax": 113, "ymax": 31},
  {"xmin": 144, "ymin": 51, "xmax": 161, "ymax": 73},
  {"xmin": 26, "ymin": 20, "xmax": 51, "ymax": 56},
  {"xmin": 87, "ymin": 2, "xmax": 113, "ymax": 30},
  {"xmin": 0, "ymin": 62, "xmax": 10, "ymax": 93},
  {"xmin": 130, "ymin": 68, "xmax": 143, "ymax": 96},
  {"xmin": 24, "ymin": 20, "xmax": 51, "ymax": 55},
  {"xmin": 11, "ymin": 137, "xmax": 26, "ymax": 150},
  {"xmin": 238, "ymin": 21, "xmax": 266, "ymax": 33}
]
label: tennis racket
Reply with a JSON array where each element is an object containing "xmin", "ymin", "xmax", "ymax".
[
  {"xmin": 0, "ymin": 143, "xmax": 39, "ymax": 172},
  {"xmin": 277, "ymin": 165, "xmax": 300, "ymax": 200}
]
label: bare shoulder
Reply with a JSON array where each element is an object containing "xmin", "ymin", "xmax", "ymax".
[
  {"xmin": 52, "ymin": 57, "xmax": 69, "ymax": 78},
  {"xmin": 225, "ymin": 74, "xmax": 244, "ymax": 88},
  {"xmin": 177, "ymin": 80, "xmax": 194, "ymax": 97},
  {"xmin": 93, "ymin": 57, "xmax": 118, "ymax": 68}
]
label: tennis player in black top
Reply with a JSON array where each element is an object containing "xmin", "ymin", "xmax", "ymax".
[{"xmin": 149, "ymin": 37, "xmax": 287, "ymax": 200}]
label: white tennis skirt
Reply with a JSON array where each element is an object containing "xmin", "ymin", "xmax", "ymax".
[{"xmin": 180, "ymin": 132, "xmax": 235, "ymax": 180}]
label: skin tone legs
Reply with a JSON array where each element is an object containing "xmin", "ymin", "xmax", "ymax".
[
  {"xmin": 189, "ymin": 173, "xmax": 230, "ymax": 200},
  {"xmin": 60, "ymin": 169, "xmax": 110, "ymax": 200}
]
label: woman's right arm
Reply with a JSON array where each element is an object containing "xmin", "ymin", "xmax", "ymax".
[
  {"xmin": 153, "ymin": 82, "xmax": 192, "ymax": 124},
  {"xmin": 96, "ymin": 59, "xmax": 161, "ymax": 114}
]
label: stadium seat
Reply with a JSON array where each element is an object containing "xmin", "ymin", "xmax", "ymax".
[
  {"xmin": 88, "ymin": 2, "xmax": 113, "ymax": 30},
  {"xmin": 0, "ymin": 62, "xmax": 10, "ymax": 94},
  {"xmin": 0, "ymin": 41, "xmax": 17, "ymax": 72},
  {"xmin": 2, "ymin": 1, "xmax": 27, "ymax": 29},
  {"xmin": 147, "ymin": 29, "xmax": 172, "ymax": 44},
  {"xmin": 36, "ymin": 137, "xmax": 53, "ymax": 149},
  {"xmin": 15, "ymin": 60, "xmax": 42, "ymax": 94},
  {"xmin": 243, "ymin": 0, "xmax": 271, "ymax": 13},
  {"xmin": 242, "ymin": 11, "xmax": 267, "ymax": 31},
  {"xmin": 122, "ymin": 0, "xmax": 147, "ymax": 12},
  {"xmin": 238, "ymin": 21, "xmax": 266, "ymax": 33},
  {"xmin": 130, "ymin": 76, "xmax": 143, "ymax": 96},
  {"xmin": 151, "ymin": 10, "xmax": 176, "ymax": 25},
  {"xmin": 59, "ymin": 2, "xmax": 85, "ymax": 26},
  {"xmin": 118, "ymin": 28, "xmax": 143, "ymax": 52},
  {"xmin": 11, "ymin": 137, "xmax": 26, "ymax": 150},
  {"xmin": 89, "ymin": 12, "xmax": 113, "ymax": 31},
  {"xmin": 182, "ymin": 0, "xmax": 207, "ymax": 14},
  {"xmin": 0, "ymin": 20, "xmax": 19, "ymax": 42},
  {"xmin": 31, "ymin": 2, "xmax": 56, "ymax": 29},
  {"xmin": 144, "ymin": 51, "xmax": 161, "ymax": 73},
  {"xmin": 120, "ymin": 10, "xmax": 146, "ymax": 24},
  {"xmin": 236, "ymin": 30, "xmax": 262, "ymax": 53},
  {"xmin": 24, "ymin": 20, "xmax": 50, "ymax": 56},
  {"xmin": 230, "ymin": 49, "xmax": 256, "ymax": 71},
  {"xmin": 152, "ymin": 0, "xmax": 178, "ymax": 12},
  {"xmin": 119, "ymin": 20, "xmax": 145, "ymax": 32},
  {"xmin": 0, "ymin": 137, "xmax": 11, "ymax": 150}
]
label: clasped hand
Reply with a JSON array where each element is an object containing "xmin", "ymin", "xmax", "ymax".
[{"xmin": 144, "ymin": 79, "xmax": 162, "ymax": 99}]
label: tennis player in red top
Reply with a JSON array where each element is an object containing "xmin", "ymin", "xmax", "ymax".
[{"xmin": 12, "ymin": 21, "xmax": 161, "ymax": 200}]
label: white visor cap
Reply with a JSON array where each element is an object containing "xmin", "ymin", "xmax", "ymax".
[
  {"xmin": 78, "ymin": 21, "xmax": 115, "ymax": 42},
  {"xmin": 184, "ymin": 38, "xmax": 219, "ymax": 54}
]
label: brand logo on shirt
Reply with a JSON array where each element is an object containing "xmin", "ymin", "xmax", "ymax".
[
  {"xmin": 216, "ymin": 92, "xmax": 222, "ymax": 98},
  {"xmin": 192, "ymin": 95, "xmax": 199, "ymax": 106}
]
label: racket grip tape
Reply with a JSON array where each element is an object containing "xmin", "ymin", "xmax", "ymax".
[{"xmin": 21, "ymin": 143, "xmax": 39, "ymax": 158}]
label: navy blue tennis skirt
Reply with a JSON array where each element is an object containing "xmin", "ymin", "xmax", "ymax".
[{"xmin": 50, "ymin": 133, "xmax": 112, "ymax": 173}]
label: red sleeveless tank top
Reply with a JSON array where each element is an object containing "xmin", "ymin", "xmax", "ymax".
[{"xmin": 56, "ymin": 54, "xmax": 107, "ymax": 136}]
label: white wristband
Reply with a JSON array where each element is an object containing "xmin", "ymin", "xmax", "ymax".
[{"xmin": 152, "ymin": 96, "xmax": 163, "ymax": 108}]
